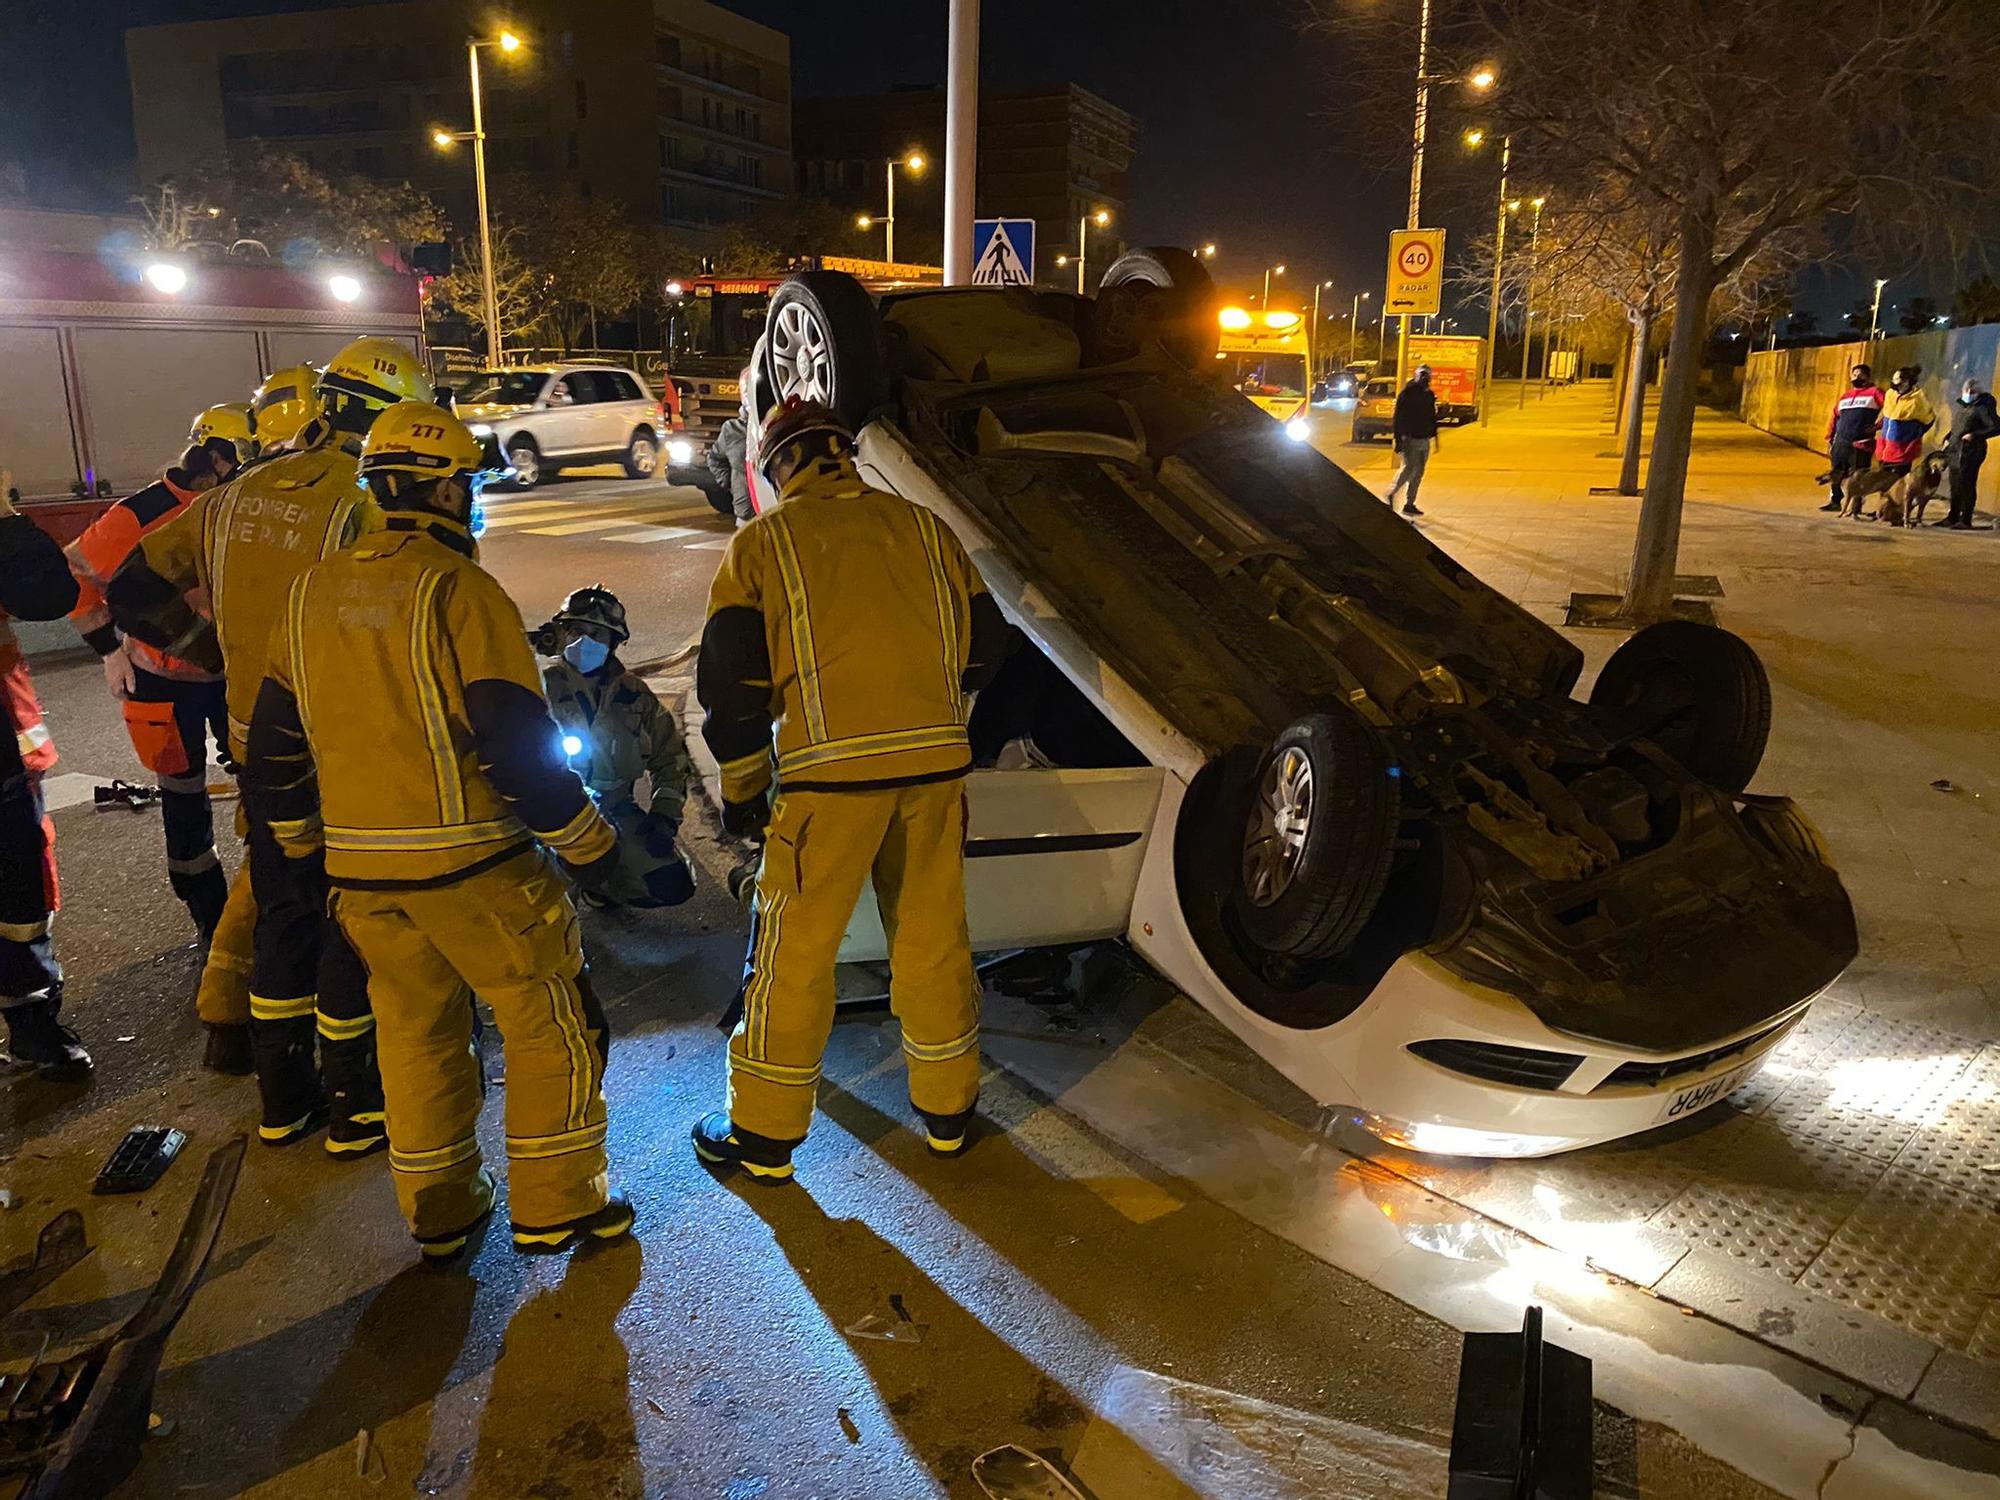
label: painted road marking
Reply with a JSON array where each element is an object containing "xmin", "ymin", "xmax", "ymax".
[
  {"xmin": 685, "ymin": 537, "xmax": 732, "ymax": 550},
  {"xmin": 522, "ymin": 505, "xmax": 713, "ymax": 537},
  {"xmin": 604, "ymin": 525, "xmax": 708, "ymax": 544}
]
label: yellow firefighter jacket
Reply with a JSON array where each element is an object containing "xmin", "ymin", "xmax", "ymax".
[
  {"xmin": 107, "ymin": 425, "xmax": 376, "ymax": 757},
  {"xmin": 245, "ymin": 519, "xmax": 615, "ymax": 887},
  {"xmin": 697, "ymin": 451, "xmax": 1006, "ymax": 804}
]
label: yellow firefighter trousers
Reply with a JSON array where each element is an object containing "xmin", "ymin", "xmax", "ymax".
[
  {"xmin": 732, "ymin": 781, "xmax": 981, "ymax": 1142},
  {"xmin": 331, "ymin": 851, "xmax": 610, "ymax": 1238},
  {"xmin": 195, "ymin": 863, "xmax": 254, "ymax": 1025}
]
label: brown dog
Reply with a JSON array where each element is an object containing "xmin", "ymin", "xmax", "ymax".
[{"xmin": 1841, "ymin": 454, "xmax": 1946, "ymax": 525}]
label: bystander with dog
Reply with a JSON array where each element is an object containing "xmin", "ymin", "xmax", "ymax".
[
  {"xmin": 1940, "ymin": 377, "xmax": 2000, "ymax": 530},
  {"xmin": 1821, "ymin": 363, "xmax": 1885, "ymax": 513}
]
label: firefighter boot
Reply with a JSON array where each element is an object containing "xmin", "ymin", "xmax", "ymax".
[
  {"xmin": 417, "ymin": 1168, "xmax": 497, "ymax": 1265},
  {"xmin": 3, "ymin": 987, "xmax": 91, "ymax": 1074},
  {"xmin": 250, "ymin": 1010, "xmax": 325, "ymax": 1145},
  {"xmin": 511, "ymin": 1193, "xmax": 637, "ymax": 1254},
  {"xmin": 690, "ymin": 1112, "xmax": 797, "ymax": 1184},
  {"xmin": 323, "ymin": 1030, "xmax": 387, "ymax": 1159},
  {"xmin": 919, "ymin": 1102, "xmax": 978, "ymax": 1157},
  {"xmin": 202, "ymin": 1021, "xmax": 253, "ymax": 1076}
]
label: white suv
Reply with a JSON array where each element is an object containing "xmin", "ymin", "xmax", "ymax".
[{"xmin": 453, "ymin": 364, "xmax": 686, "ymax": 489}]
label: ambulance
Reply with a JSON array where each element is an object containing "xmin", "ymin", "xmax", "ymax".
[{"xmin": 1215, "ymin": 304, "xmax": 1312, "ymax": 442}]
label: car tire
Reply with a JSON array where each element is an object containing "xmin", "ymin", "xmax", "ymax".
[
  {"xmin": 506, "ymin": 438, "xmax": 542, "ymax": 489},
  {"xmin": 762, "ymin": 271, "xmax": 888, "ymax": 430},
  {"xmin": 1093, "ymin": 247, "xmax": 1219, "ymax": 368},
  {"xmin": 1231, "ymin": 708, "xmax": 1400, "ymax": 963},
  {"xmin": 1590, "ymin": 620, "xmax": 1771, "ymax": 793},
  {"xmin": 623, "ymin": 427, "xmax": 659, "ymax": 480}
]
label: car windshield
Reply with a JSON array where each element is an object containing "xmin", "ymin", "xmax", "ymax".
[
  {"xmin": 456, "ymin": 370, "xmax": 547, "ymax": 406},
  {"xmin": 1225, "ymin": 353, "xmax": 1308, "ymax": 399},
  {"xmin": 1364, "ymin": 380, "xmax": 1396, "ymax": 398}
]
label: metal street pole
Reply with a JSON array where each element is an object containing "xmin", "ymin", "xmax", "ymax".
[
  {"xmin": 467, "ymin": 40, "xmax": 501, "ymax": 358},
  {"xmin": 1350, "ymin": 291, "xmax": 1367, "ymax": 364},
  {"xmin": 1077, "ymin": 214, "xmax": 1087, "ymax": 295},
  {"xmin": 1397, "ymin": 0, "xmax": 1431, "ymax": 386},
  {"xmin": 943, "ymin": 0, "xmax": 979, "ymax": 284},
  {"xmin": 1868, "ymin": 277, "xmax": 1886, "ymax": 341},
  {"xmin": 1481, "ymin": 135, "xmax": 1509, "ymax": 426},
  {"xmin": 884, "ymin": 158, "xmax": 897, "ymax": 263},
  {"xmin": 1518, "ymin": 197, "xmax": 1543, "ymax": 409}
]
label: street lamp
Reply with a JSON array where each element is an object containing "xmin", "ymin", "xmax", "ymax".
[
  {"xmin": 1868, "ymin": 277, "xmax": 1888, "ymax": 341},
  {"xmin": 1466, "ymin": 126, "xmax": 1511, "ymax": 424},
  {"xmin": 1519, "ymin": 194, "xmax": 1546, "ymax": 409},
  {"xmin": 1070, "ymin": 207, "xmax": 1111, "ymax": 294},
  {"xmin": 1200, "ymin": 242, "xmax": 1218, "ymax": 259},
  {"xmin": 1350, "ymin": 290, "xmax": 1371, "ymax": 364},
  {"xmin": 1263, "ymin": 262, "xmax": 1286, "ymax": 305},
  {"xmin": 858, "ymin": 152, "xmax": 926, "ymax": 261},
  {"xmin": 1400, "ymin": 0, "xmax": 1498, "ymax": 378},
  {"xmin": 431, "ymin": 27, "xmax": 526, "ymax": 360}
]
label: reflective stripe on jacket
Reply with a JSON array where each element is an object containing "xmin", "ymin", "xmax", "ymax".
[
  {"xmin": 247, "ymin": 523, "xmax": 614, "ymax": 887},
  {"xmin": 697, "ymin": 453, "xmax": 1007, "ymax": 803},
  {"xmin": 115, "ymin": 431, "xmax": 374, "ymax": 757},
  {"xmin": 66, "ymin": 474, "xmax": 219, "ymax": 682}
]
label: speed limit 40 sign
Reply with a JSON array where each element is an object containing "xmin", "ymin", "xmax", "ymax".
[{"xmin": 1385, "ymin": 228, "xmax": 1445, "ymax": 316}]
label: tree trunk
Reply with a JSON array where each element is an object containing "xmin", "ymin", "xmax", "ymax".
[
  {"xmin": 1617, "ymin": 306, "xmax": 1653, "ymax": 496},
  {"xmin": 1612, "ymin": 321, "xmax": 1632, "ymax": 435},
  {"xmin": 1624, "ymin": 217, "xmax": 1718, "ymax": 620}
]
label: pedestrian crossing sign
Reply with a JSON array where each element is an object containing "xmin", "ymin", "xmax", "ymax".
[{"xmin": 971, "ymin": 219, "xmax": 1036, "ymax": 286}]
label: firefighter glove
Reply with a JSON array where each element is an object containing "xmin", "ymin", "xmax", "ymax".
[{"xmin": 721, "ymin": 791, "xmax": 770, "ymax": 841}]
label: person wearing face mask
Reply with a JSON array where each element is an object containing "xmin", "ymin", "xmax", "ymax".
[
  {"xmin": 246, "ymin": 400, "xmax": 629, "ymax": 1261},
  {"xmin": 538, "ymin": 586, "xmax": 695, "ymax": 909},
  {"xmin": 1941, "ymin": 378, "xmax": 2000, "ymax": 530},
  {"xmin": 1822, "ymin": 363, "xmax": 1885, "ymax": 512}
]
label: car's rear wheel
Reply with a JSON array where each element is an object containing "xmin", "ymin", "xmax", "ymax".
[
  {"xmin": 1231, "ymin": 709, "xmax": 1400, "ymax": 962},
  {"xmin": 623, "ymin": 428, "xmax": 658, "ymax": 479},
  {"xmin": 1093, "ymin": 247, "xmax": 1219, "ymax": 368},
  {"xmin": 762, "ymin": 272, "xmax": 888, "ymax": 430},
  {"xmin": 1589, "ymin": 620, "xmax": 1771, "ymax": 793},
  {"xmin": 507, "ymin": 438, "xmax": 541, "ymax": 489}
]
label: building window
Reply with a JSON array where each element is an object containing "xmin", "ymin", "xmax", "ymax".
[
  {"xmin": 354, "ymin": 145, "xmax": 385, "ymax": 174},
  {"xmin": 575, "ymin": 79, "xmax": 588, "ymax": 119},
  {"xmin": 657, "ymin": 33, "xmax": 682, "ymax": 68},
  {"xmin": 662, "ymin": 185, "xmax": 684, "ymax": 221},
  {"xmin": 738, "ymin": 155, "xmax": 758, "ymax": 187}
]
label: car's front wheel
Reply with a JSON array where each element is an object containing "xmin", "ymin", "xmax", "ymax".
[
  {"xmin": 1589, "ymin": 620, "xmax": 1771, "ymax": 793},
  {"xmin": 623, "ymin": 428, "xmax": 659, "ymax": 479},
  {"xmin": 762, "ymin": 272, "xmax": 888, "ymax": 429},
  {"xmin": 506, "ymin": 438, "xmax": 542, "ymax": 489},
  {"xmin": 1231, "ymin": 709, "xmax": 1400, "ymax": 963}
]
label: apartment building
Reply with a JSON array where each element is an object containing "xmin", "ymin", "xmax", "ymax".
[{"xmin": 125, "ymin": 0, "xmax": 791, "ymax": 236}]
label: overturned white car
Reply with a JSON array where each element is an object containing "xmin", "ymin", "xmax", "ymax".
[{"xmin": 739, "ymin": 253, "xmax": 1857, "ymax": 1158}]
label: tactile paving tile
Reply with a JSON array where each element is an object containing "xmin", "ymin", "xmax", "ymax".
[
  {"xmin": 1724, "ymin": 997, "xmax": 1864, "ymax": 1117},
  {"xmin": 1757, "ymin": 1012, "xmax": 1979, "ymax": 1162},
  {"xmin": 1889, "ymin": 1045, "xmax": 2000, "ymax": 1208},
  {"xmin": 1646, "ymin": 1117, "xmax": 1890, "ymax": 1278},
  {"xmin": 1800, "ymin": 1172, "xmax": 2000, "ymax": 1355}
]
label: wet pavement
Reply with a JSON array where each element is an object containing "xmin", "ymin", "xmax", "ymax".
[{"xmin": 5, "ymin": 392, "xmax": 1999, "ymax": 1497}]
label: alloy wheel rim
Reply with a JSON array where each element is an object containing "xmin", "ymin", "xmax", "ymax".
[
  {"xmin": 631, "ymin": 435, "xmax": 657, "ymax": 474},
  {"xmin": 770, "ymin": 301, "xmax": 833, "ymax": 405},
  {"xmin": 510, "ymin": 446, "xmax": 538, "ymax": 485},
  {"xmin": 1242, "ymin": 747, "xmax": 1313, "ymax": 906}
]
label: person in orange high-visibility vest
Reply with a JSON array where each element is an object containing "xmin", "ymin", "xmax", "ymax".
[
  {"xmin": 67, "ymin": 412, "xmax": 253, "ymax": 1073},
  {"xmin": 0, "ymin": 478, "xmax": 86, "ymax": 1072}
]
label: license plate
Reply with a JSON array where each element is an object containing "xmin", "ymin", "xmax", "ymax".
[{"xmin": 1653, "ymin": 1060, "xmax": 1756, "ymax": 1124}]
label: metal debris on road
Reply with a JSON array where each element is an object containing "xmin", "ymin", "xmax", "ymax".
[
  {"xmin": 91, "ymin": 1127, "xmax": 186, "ymax": 1195},
  {"xmin": 1931, "ymin": 778, "xmax": 1959, "ymax": 792},
  {"xmin": 843, "ymin": 1307, "xmax": 925, "ymax": 1344},
  {"xmin": 837, "ymin": 1407, "xmax": 860, "ymax": 1444},
  {"xmin": 972, "ymin": 1444, "xmax": 1088, "ymax": 1499}
]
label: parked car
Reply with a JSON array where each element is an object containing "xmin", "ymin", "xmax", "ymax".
[
  {"xmin": 1350, "ymin": 376, "xmax": 1399, "ymax": 442},
  {"xmin": 455, "ymin": 364, "xmax": 688, "ymax": 489}
]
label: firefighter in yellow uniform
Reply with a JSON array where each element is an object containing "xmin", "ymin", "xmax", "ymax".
[
  {"xmin": 246, "ymin": 400, "xmax": 633, "ymax": 1261},
  {"xmin": 250, "ymin": 364, "xmax": 320, "ymax": 452},
  {"xmin": 692, "ymin": 400, "xmax": 1005, "ymax": 1181},
  {"xmin": 107, "ymin": 336, "xmax": 426, "ymax": 1153}
]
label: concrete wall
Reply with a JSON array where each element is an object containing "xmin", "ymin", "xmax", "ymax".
[{"xmin": 1742, "ymin": 327, "xmax": 2000, "ymax": 507}]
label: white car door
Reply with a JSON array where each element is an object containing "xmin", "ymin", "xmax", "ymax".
[
  {"xmin": 539, "ymin": 374, "xmax": 593, "ymax": 456},
  {"xmin": 839, "ymin": 765, "xmax": 1166, "ymax": 961}
]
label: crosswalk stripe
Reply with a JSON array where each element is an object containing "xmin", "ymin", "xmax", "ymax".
[
  {"xmin": 605, "ymin": 525, "xmax": 708, "ymax": 544},
  {"xmin": 686, "ymin": 538, "xmax": 732, "ymax": 551},
  {"xmin": 520, "ymin": 511, "xmax": 669, "ymax": 537},
  {"xmin": 486, "ymin": 501, "xmax": 711, "ymax": 534}
]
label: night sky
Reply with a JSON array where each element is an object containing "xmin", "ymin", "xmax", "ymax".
[{"xmin": 0, "ymin": 0, "xmax": 1873, "ymax": 319}]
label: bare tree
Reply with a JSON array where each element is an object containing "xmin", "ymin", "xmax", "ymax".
[
  {"xmin": 1310, "ymin": 0, "xmax": 2000, "ymax": 620},
  {"xmin": 433, "ymin": 222, "xmax": 543, "ymax": 353}
]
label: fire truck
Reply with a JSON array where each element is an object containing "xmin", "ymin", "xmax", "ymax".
[{"xmin": 664, "ymin": 255, "xmax": 941, "ymax": 463}]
